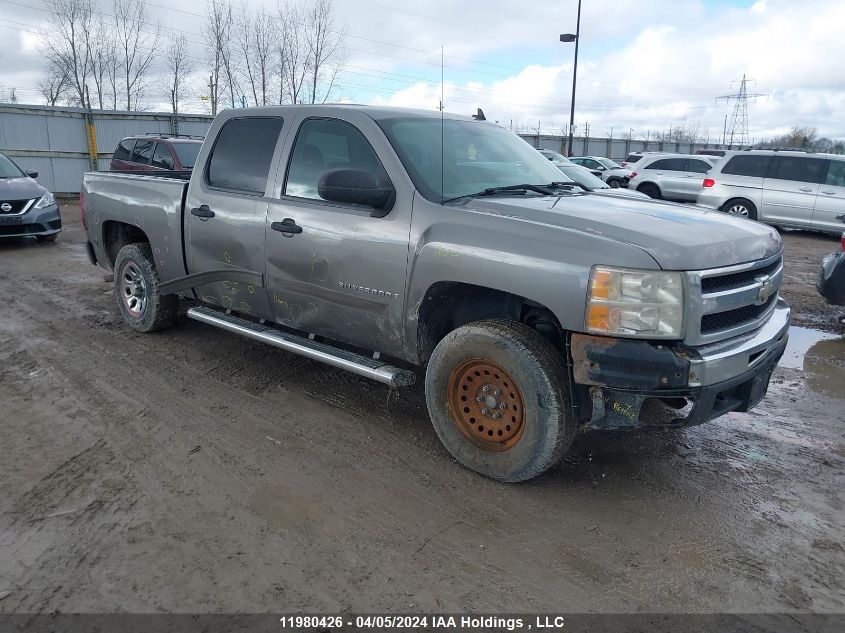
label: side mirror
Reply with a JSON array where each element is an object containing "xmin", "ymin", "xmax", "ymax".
[
  {"xmin": 318, "ymin": 169, "xmax": 395, "ymax": 217},
  {"xmin": 26, "ymin": 170, "xmax": 38, "ymax": 178}
]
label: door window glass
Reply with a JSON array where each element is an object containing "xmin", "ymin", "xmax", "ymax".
[
  {"xmin": 206, "ymin": 117, "xmax": 283, "ymax": 194},
  {"xmin": 130, "ymin": 139, "xmax": 153, "ymax": 164},
  {"xmin": 686, "ymin": 159, "xmax": 712, "ymax": 174},
  {"xmin": 825, "ymin": 160, "xmax": 845, "ymax": 187},
  {"xmin": 285, "ymin": 118, "xmax": 390, "ymax": 201},
  {"xmin": 647, "ymin": 158, "xmax": 686, "ymax": 171},
  {"xmin": 721, "ymin": 154, "xmax": 772, "ymax": 177},
  {"xmin": 767, "ymin": 156, "xmax": 828, "ymax": 184},
  {"xmin": 151, "ymin": 143, "xmax": 175, "ymax": 169}
]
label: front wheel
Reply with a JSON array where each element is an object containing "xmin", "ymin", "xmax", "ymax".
[
  {"xmin": 113, "ymin": 243, "xmax": 177, "ymax": 332},
  {"xmin": 425, "ymin": 320, "xmax": 576, "ymax": 482},
  {"xmin": 608, "ymin": 179, "xmax": 621, "ymax": 188}
]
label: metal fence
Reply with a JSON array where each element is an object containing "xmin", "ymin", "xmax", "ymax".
[
  {"xmin": 1, "ymin": 103, "xmax": 736, "ymax": 194},
  {"xmin": 517, "ymin": 133, "xmax": 734, "ymax": 161},
  {"xmin": 0, "ymin": 104, "xmax": 212, "ymax": 193}
]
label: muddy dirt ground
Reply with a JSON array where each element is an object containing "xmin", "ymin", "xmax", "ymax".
[{"xmin": 1, "ymin": 203, "xmax": 843, "ymax": 616}]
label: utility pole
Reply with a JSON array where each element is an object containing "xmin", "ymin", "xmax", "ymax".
[
  {"xmin": 559, "ymin": 0, "xmax": 582, "ymax": 156},
  {"xmin": 717, "ymin": 74, "xmax": 767, "ymax": 148}
]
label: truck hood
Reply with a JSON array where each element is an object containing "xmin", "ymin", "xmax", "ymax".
[
  {"xmin": 0, "ymin": 176, "xmax": 47, "ymax": 200},
  {"xmin": 465, "ymin": 192, "xmax": 782, "ymax": 270}
]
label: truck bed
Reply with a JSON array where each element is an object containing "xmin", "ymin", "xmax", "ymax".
[{"xmin": 83, "ymin": 171, "xmax": 189, "ymax": 284}]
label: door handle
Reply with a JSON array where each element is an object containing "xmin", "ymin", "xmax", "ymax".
[
  {"xmin": 271, "ymin": 218, "xmax": 303, "ymax": 235},
  {"xmin": 798, "ymin": 187, "xmax": 814, "ymax": 193},
  {"xmin": 191, "ymin": 204, "xmax": 215, "ymax": 219},
  {"xmin": 821, "ymin": 190, "xmax": 836, "ymax": 195}
]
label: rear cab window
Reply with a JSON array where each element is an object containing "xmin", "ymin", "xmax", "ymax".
[{"xmin": 206, "ymin": 117, "xmax": 284, "ymax": 194}]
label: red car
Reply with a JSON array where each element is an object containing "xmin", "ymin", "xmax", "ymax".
[{"xmin": 110, "ymin": 134, "xmax": 203, "ymax": 172}]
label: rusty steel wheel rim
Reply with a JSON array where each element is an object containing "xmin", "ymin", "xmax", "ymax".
[{"xmin": 447, "ymin": 359, "xmax": 526, "ymax": 452}]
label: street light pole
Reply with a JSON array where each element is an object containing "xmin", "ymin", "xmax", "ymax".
[{"xmin": 560, "ymin": 0, "xmax": 582, "ymax": 156}]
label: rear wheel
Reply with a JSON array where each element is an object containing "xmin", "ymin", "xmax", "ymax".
[
  {"xmin": 608, "ymin": 179, "xmax": 621, "ymax": 188},
  {"xmin": 425, "ymin": 319, "xmax": 576, "ymax": 482},
  {"xmin": 113, "ymin": 243, "xmax": 177, "ymax": 333},
  {"xmin": 722, "ymin": 198, "xmax": 758, "ymax": 220},
  {"xmin": 638, "ymin": 183, "xmax": 661, "ymax": 199}
]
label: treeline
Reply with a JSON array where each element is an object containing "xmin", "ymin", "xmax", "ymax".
[{"xmin": 37, "ymin": 0, "xmax": 345, "ymax": 115}]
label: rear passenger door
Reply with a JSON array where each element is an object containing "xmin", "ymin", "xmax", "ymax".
[
  {"xmin": 813, "ymin": 159, "xmax": 845, "ymax": 233},
  {"xmin": 185, "ymin": 116, "xmax": 286, "ymax": 319},
  {"xmin": 684, "ymin": 158, "xmax": 714, "ymax": 198},
  {"xmin": 762, "ymin": 156, "xmax": 828, "ymax": 226},
  {"xmin": 644, "ymin": 158, "xmax": 687, "ymax": 199}
]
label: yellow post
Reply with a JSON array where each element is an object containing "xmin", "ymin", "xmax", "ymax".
[{"xmin": 86, "ymin": 119, "xmax": 98, "ymax": 171}]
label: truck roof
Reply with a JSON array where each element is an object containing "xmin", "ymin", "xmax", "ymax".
[{"xmin": 218, "ymin": 103, "xmax": 478, "ymax": 122}]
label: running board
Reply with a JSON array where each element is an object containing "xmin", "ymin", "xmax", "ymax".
[{"xmin": 187, "ymin": 306, "xmax": 416, "ymax": 388}]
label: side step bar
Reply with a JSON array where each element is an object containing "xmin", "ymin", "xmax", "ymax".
[{"xmin": 187, "ymin": 306, "xmax": 416, "ymax": 388}]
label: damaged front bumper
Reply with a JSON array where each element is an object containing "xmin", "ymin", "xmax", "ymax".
[{"xmin": 570, "ymin": 300, "xmax": 790, "ymax": 430}]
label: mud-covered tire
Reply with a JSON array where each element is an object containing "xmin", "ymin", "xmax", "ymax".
[
  {"xmin": 113, "ymin": 243, "xmax": 177, "ymax": 333},
  {"xmin": 638, "ymin": 183, "xmax": 661, "ymax": 199},
  {"xmin": 425, "ymin": 319, "xmax": 576, "ymax": 482}
]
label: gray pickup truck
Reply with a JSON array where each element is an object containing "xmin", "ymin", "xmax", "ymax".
[{"xmin": 82, "ymin": 105, "xmax": 790, "ymax": 482}]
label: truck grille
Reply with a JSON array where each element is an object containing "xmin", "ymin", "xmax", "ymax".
[
  {"xmin": 0, "ymin": 199, "xmax": 34, "ymax": 215},
  {"xmin": 700, "ymin": 257, "xmax": 782, "ymax": 293},
  {"xmin": 687, "ymin": 253, "xmax": 783, "ymax": 345},
  {"xmin": 700, "ymin": 294, "xmax": 777, "ymax": 333}
]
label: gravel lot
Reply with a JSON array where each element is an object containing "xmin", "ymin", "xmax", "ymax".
[{"xmin": 0, "ymin": 202, "xmax": 843, "ymax": 617}]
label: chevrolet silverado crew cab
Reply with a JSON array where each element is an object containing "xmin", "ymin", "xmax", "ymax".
[{"xmin": 82, "ymin": 105, "xmax": 790, "ymax": 482}]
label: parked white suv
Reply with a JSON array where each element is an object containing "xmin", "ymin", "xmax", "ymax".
[
  {"xmin": 627, "ymin": 154, "xmax": 717, "ymax": 201},
  {"xmin": 697, "ymin": 150, "xmax": 845, "ymax": 234}
]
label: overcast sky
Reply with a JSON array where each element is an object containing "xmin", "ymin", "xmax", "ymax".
[{"xmin": 1, "ymin": 0, "xmax": 844, "ymax": 141}]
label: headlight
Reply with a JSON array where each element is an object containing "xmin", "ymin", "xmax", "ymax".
[
  {"xmin": 34, "ymin": 192, "xmax": 55, "ymax": 209},
  {"xmin": 586, "ymin": 266, "xmax": 684, "ymax": 338}
]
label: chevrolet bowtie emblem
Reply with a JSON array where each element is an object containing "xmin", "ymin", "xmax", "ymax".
[{"xmin": 755, "ymin": 275, "xmax": 775, "ymax": 306}]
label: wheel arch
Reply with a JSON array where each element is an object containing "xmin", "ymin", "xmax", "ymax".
[{"xmin": 101, "ymin": 220, "xmax": 150, "ymax": 269}]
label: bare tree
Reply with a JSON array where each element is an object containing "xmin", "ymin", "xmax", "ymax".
[
  {"xmin": 162, "ymin": 33, "xmax": 196, "ymax": 114},
  {"xmin": 113, "ymin": 0, "xmax": 159, "ymax": 110},
  {"xmin": 235, "ymin": 4, "xmax": 275, "ymax": 106},
  {"xmin": 38, "ymin": 61, "xmax": 70, "ymax": 106},
  {"xmin": 41, "ymin": 0, "xmax": 96, "ymax": 107},
  {"xmin": 277, "ymin": 1, "xmax": 307, "ymax": 104},
  {"xmin": 303, "ymin": 0, "xmax": 344, "ymax": 104},
  {"xmin": 85, "ymin": 15, "xmax": 116, "ymax": 109},
  {"xmin": 205, "ymin": 0, "xmax": 235, "ymax": 114}
]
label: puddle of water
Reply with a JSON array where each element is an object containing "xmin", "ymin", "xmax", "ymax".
[{"xmin": 779, "ymin": 327, "xmax": 839, "ymax": 370}]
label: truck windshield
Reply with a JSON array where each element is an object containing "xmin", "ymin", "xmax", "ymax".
[
  {"xmin": 378, "ymin": 118, "xmax": 568, "ymax": 203},
  {"xmin": 171, "ymin": 143, "xmax": 201, "ymax": 169},
  {"xmin": 0, "ymin": 153, "xmax": 25, "ymax": 178}
]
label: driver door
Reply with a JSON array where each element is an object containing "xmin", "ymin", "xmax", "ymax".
[{"xmin": 263, "ymin": 111, "xmax": 412, "ymax": 358}]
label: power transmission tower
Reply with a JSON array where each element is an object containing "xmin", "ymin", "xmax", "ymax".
[{"xmin": 716, "ymin": 74, "xmax": 767, "ymax": 148}]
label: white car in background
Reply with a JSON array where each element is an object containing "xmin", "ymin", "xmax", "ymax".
[
  {"xmin": 570, "ymin": 156, "xmax": 633, "ymax": 188},
  {"xmin": 557, "ymin": 163, "xmax": 650, "ymax": 199}
]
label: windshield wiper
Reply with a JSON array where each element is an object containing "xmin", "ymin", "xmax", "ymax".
[{"xmin": 442, "ymin": 182, "xmax": 576, "ymax": 204}]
